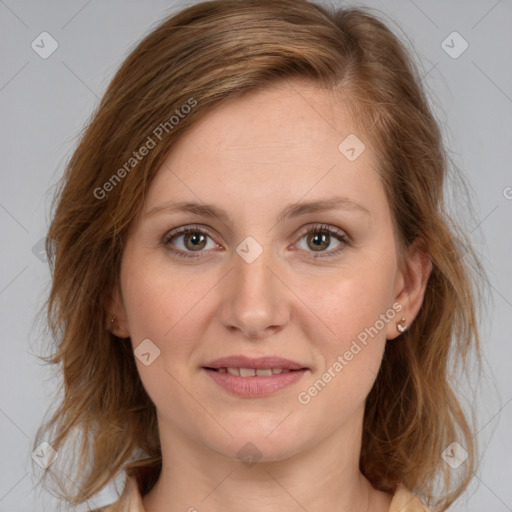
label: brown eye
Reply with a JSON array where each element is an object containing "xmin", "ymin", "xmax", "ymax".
[
  {"xmin": 295, "ymin": 224, "xmax": 349, "ymax": 258},
  {"xmin": 306, "ymin": 232, "xmax": 330, "ymax": 252},
  {"xmin": 183, "ymin": 231, "xmax": 207, "ymax": 251},
  {"xmin": 162, "ymin": 225, "xmax": 218, "ymax": 258}
]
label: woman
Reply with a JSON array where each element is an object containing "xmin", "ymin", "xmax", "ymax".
[{"xmin": 33, "ymin": 1, "xmax": 487, "ymax": 511}]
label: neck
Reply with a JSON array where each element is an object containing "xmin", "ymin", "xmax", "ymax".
[{"xmin": 141, "ymin": 407, "xmax": 387, "ymax": 512}]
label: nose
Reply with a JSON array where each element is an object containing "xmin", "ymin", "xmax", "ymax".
[{"xmin": 218, "ymin": 241, "xmax": 291, "ymax": 340}]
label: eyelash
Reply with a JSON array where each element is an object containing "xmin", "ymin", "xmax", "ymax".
[{"xmin": 161, "ymin": 224, "xmax": 350, "ymax": 259}]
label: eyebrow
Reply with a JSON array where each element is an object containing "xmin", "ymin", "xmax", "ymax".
[{"xmin": 145, "ymin": 197, "xmax": 370, "ymax": 224}]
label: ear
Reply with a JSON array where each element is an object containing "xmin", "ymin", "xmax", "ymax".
[
  {"xmin": 105, "ymin": 284, "xmax": 130, "ymax": 338},
  {"xmin": 386, "ymin": 240, "xmax": 433, "ymax": 340}
]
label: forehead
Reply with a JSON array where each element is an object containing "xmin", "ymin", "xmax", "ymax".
[
  {"xmin": 144, "ymin": 79, "xmax": 384, "ymax": 219},
  {"xmin": 175, "ymin": 81, "xmax": 358, "ymax": 160}
]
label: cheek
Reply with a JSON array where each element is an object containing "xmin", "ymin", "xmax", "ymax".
[
  {"xmin": 121, "ymin": 249, "xmax": 198, "ymax": 339},
  {"xmin": 119, "ymin": 254, "xmax": 211, "ymax": 422},
  {"xmin": 120, "ymin": 250, "xmax": 219, "ymax": 378},
  {"xmin": 295, "ymin": 267, "xmax": 393, "ymax": 422},
  {"xmin": 297, "ymin": 251, "xmax": 396, "ymax": 347},
  {"xmin": 292, "ymin": 247, "xmax": 397, "ymax": 412}
]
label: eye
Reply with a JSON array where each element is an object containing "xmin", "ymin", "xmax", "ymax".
[
  {"xmin": 295, "ymin": 224, "xmax": 349, "ymax": 258},
  {"xmin": 162, "ymin": 223, "xmax": 350, "ymax": 259},
  {"xmin": 162, "ymin": 225, "xmax": 219, "ymax": 258}
]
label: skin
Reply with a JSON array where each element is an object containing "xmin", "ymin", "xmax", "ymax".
[{"xmin": 108, "ymin": 79, "xmax": 432, "ymax": 512}]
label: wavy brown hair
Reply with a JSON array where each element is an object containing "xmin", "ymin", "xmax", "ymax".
[{"xmin": 32, "ymin": 0, "xmax": 489, "ymax": 510}]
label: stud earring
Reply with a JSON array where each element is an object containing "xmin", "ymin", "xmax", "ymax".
[{"xmin": 396, "ymin": 317, "xmax": 407, "ymax": 333}]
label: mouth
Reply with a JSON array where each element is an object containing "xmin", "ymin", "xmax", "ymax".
[
  {"xmin": 202, "ymin": 355, "xmax": 308, "ymax": 372},
  {"xmin": 201, "ymin": 355, "xmax": 309, "ymax": 396},
  {"xmin": 202, "ymin": 367, "xmax": 304, "ymax": 376},
  {"xmin": 201, "ymin": 364, "xmax": 308, "ymax": 397}
]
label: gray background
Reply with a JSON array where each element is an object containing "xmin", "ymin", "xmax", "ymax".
[{"xmin": 1, "ymin": 0, "xmax": 511, "ymax": 510}]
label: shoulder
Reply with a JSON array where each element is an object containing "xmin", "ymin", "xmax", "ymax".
[
  {"xmin": 91, "ymin": 477, "xmax": 428, "ymax": 512},
  {"xmin": 388, "ymin": 484, "xmax": 432, "ymax": 512},
  {"xmin": 88, "ymin": 475, "xmax": 145, "ymax": 512},
  {"xmin": 87, "ymin": 498, "xmax": 117, "ymax": 512}
]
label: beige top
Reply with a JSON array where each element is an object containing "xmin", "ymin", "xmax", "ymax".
[{"xmin": 93, "ymin": 475, "xmax": 431, "ymax": 512}]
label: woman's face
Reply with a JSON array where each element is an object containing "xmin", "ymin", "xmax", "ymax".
[{"xmin": 112, "ymin": 80, "xmax": 427, "ymax": 463}]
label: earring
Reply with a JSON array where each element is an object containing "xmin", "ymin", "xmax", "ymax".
[
  {"xmin": 110, "ymin": 316, "xmax": 116, "ymax": 329},
  {"xmin": 396, "ymin": 317, "xmax": 407, "ymax": 333}
]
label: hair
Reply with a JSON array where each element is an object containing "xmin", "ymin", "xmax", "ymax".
[{"xmin": 32, "ymin": 0, "xmax": 489, "ymax": 510}]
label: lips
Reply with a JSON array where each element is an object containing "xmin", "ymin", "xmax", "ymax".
[
  {"xmin": 213, "ymin": 367, "xmax": 292, "ymax": 376},
  {"xmin": 202, "ymin": 356, "xmax": 308, "ymax": 397},
  {"xmin": 202, "ymin": 355, "xmax": 307, "ymax": 372},
  {"xmin": 204, "ymin": 367, "xmax": 307, "ymax": 394}
]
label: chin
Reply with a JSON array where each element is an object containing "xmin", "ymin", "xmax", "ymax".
[{"xmin": 203, "ymin": 426, "xmax": 307, "ymax": 464}]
